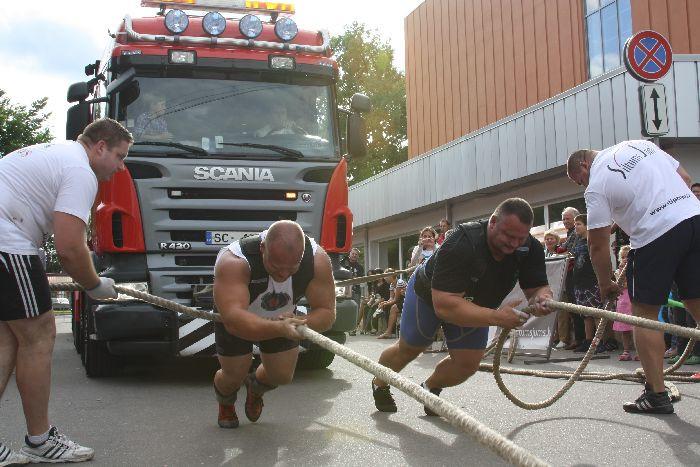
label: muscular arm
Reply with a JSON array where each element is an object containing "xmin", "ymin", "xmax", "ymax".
[
  {"xmin": 213, "ymin": 251, "xmax": 288, "ymax": 341},
  {"xmin": 588, "ymin": 226, "xmax": 614, "ymax": 286},
  {"xmin": 432, "ymin": 289, "xmax": 510, "ymax": 327},
  {"xmin": 302, "ymin": 248, "xmax": 336, "ymax": 332},
  {"xmin": 677, "ymin": 164, "xmax": 692, "ymax": 187},
  {"xmin": 53, "ymin": 212, "xmax": 100, "ymax": 290}
]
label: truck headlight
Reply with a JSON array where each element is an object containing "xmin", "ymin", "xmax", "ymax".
[
  {"xmin": 164, "ymin": 9, "xmax": 189, "ymax": 34},
  {"xmin": 274, "ymin": 17, "xmax": 297, "ymax": 42},
  {"xmin": 239, "ymin": 14, "xmax": 263, "ymax": 39},
  {"xmin": 203, "ymin": 11, "xmax": 226, "ymax": 36}
]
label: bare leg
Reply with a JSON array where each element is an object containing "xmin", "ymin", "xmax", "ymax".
[
  {"xmin": 257, "ymin": 347, "xmax": 299, "ymax": 386},
  {"xmin": 372, "ymin": 338, "xmax": 425, "ymax": 387},
  {"xmin": 378, "ymin": 306, "xmax": 399, "ymax": 338},
  {"xmin": 7, "ymin": 311, "xmax": 56, "ymax": 436},
  {"xmin": 632, "ymin": 303, "xmax": 666, "ymax": 392},
  {"xmin": 584, "ymin": 317, "xmax": 595, "ymax": 340},
  {"xmin": 424, "ymin": 348, "xmax": 483, "ymax": 389},
  {"xmin": 215, "ymin": 354, "xmax": 252, "ymax": 396},
  {"xmin": 0, "ymin": 321, "xmax": 18, "ymax": 399},
  {"xmin": 621, "ymin": 331, "xmax": 632, "ymax": 352}
]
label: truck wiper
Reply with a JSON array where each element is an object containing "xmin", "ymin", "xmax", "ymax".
[
  {"xmin": 132, "ymin": 141, "xmax": 210, "ymax": 157},
  {"xmin": 221, "ymin": 142, "xmax": 304, "ymax": 158}
]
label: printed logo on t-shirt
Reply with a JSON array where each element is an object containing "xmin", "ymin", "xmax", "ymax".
[
  {"xmin": 606, "ymin": 143, "xmax": 656, "ymax": 180},
  {"xmin": 261, "ymin": 291, "xmax": 291, "ymax": 311}
]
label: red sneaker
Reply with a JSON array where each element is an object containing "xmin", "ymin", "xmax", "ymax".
[
  {"xmin": 218, "ymin": 404, "xmax": 239, "ymax": 428},
  {"xmin": 244, "ymin": 375, "xmax": 265, "ymax": 422}
]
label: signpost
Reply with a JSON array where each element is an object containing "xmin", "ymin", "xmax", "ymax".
[
  {"xmin": 623, "ymin": 30, "xmax": 673, "ymax": 137},
  {"xmin": 640, "ymin": 84, "xmax": 669, "ymax": 136}
]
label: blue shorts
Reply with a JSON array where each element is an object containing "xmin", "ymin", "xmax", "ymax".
[{"xmin": 399, "ymin": 273, "xmax": 488, "ymax": 350}]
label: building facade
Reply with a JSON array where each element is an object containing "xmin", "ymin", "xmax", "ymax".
[{"xmin": 349, "ymin": 0, "xmax": 700, "ymax": 271}]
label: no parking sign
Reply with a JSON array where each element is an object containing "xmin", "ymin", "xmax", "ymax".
[{"xmin": 623, "ymin": 30, "xmax": 673, "ymax": 82}]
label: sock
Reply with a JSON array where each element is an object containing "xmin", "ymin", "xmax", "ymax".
[
  {"xmin": 248, "ymin": 373, "xmax": 277, "ymax": 395},
  {"xmin": 214, "ymin": 383, "xmax": 238, "ymax": 405},
  {"xmin": 27, "ymin": 429, "xmax": 50, "ymax": 446}
]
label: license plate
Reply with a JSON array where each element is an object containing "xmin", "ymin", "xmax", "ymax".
[{"xmin": 205, "ymin": 231, "xmax": 252, "ymax": 245}]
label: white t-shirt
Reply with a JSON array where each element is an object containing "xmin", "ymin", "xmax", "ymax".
[
  {"xmin": 585, "ymin": 140, "xmax": 700, "ymax": 249},
  {"xmin": 0, "ymin": 141, "xmax": 97, "ymax": 255},
  {"xmin": 215, "ymin": 230, "xmax": 318, "ymax": 319}
]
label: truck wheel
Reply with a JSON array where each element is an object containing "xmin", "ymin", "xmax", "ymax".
[
  {"xmin": 296, "ymin": 332, "xmax": 345, "ymax": 370},
  {"xmin": 82, "ymin": 300, "xmax": 116, "ymax": 378},
  {"xmin": 296, "ymin": 348, "xmax": 335, "ymax": 370}
]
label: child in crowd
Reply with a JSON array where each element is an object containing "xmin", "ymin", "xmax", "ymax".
[
  {"xmin": 613, "ymin": 245, "xmax": 638, "ymax": 361},
  {"xmin": 571, "ymin": 214, "xmax": 603, "ymax": 353}
]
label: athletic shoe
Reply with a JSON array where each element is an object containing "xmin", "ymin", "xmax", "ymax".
[
  {"xmin": 664, "ymin": 347, "xmax": 678, "ymax": 358},
  {"xmin": 218, "ymin": 403, "xmax": 239, "ymax": 428},
  {"xmin": 622, "ymin": 384, "xmax": 674, "ymax": 414},
  {"xmin": 668, "ymin": 355, "xmax": 681, "ymax": 364},
  {"xmin": 243, "ymin": 374, "xmax": 265, "ymax": 422},
  {"xmin": 421, "ymin": 382, "xmax": 443, "ymax": 416},
  {"xmin": 684, "ymin": 355, "xmax": 700, "ymax": 365},
  {"xmin": 0, "ymin": 442, "xmax": 30, "ymax": 466},
  {"xmin": 20, "ymin": 427, "xmax": 94, "ymax": 463},
  {"xmin": 372, "ymin": 383, "xmax": 397, "ymax": 412}
]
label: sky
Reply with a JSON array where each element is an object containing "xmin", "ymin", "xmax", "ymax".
[{"xmin": 0, "ymin": 0, "xmax": 423, "ymax": 139}]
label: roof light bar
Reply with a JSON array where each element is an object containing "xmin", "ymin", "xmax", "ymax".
[{"xmin": 141, "ymin": 0, "xmax": 295, "ymax": 15}]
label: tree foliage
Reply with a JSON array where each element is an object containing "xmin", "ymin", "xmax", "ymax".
[
  {"xmin": 0, "ymin": 89, "xmax": 52, "ymax": 157},
  {"xmin": 331, "ymin": 23, "xmax": 407, "ymax": 184}
]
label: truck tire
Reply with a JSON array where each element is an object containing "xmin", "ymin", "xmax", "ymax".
[
  {"xmin": 71, "ymin": 295, "xmax": 81, "ymax": 354},
  {"xmin": 296, "ymin": 348, "xmax": 335, "ymax": 370},
  {"xmin": 82, "ymin": 299, "xmax": 117, "ymax": 378},
  {"xmin": 296, "ymin": 332, "xmax": 346, "ymax": 370}
]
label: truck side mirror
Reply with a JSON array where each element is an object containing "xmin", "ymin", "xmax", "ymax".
[
  {"xmin": 347, "ymin": 113, "xmax": 367, "ymax": 159},
  {"xmin": 350, "ymin": 93, "xmax": 371, "ymax": 113},
  {"xmin": 66, "ymin": 101, "xmax": 90, "ymax": 140},
  {"xmin": 67, "ymin": 82, "xmax": 90, "ymax": 103}
]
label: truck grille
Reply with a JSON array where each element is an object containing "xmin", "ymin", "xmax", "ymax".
[
  {"xmin": 169, "ymin": 188, "xmax": 296, "ymax": 200},
  {"xmin": 169, "ymin": 210, "xmax": 296, "ymax": 222}
]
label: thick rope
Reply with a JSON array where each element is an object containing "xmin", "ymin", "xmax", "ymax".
[
  {"xmin": 335, "ymin": 266, "xmax": 416, "ymax": 288},
  {"xmin": 49, "ymin": 283, "xmax": 221, "ymax": 322},
  {"xmin": 296, "ymin": 325, "xmax": 549, "ymax": 467},
  {"xmin": 51, "ymin": 281, "xmax": 546, "ymax": 466}
]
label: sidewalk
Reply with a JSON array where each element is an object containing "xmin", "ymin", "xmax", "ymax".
[{"xmin": 54, "ymin": 314, "xmax": 71, "ymax": 334}]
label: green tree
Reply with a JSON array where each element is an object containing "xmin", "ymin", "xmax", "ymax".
[
  {"xmin": 0, "ymin": 89, "xmax": 52, "ymax": 157},
  {"xmin": 331, "ymin": 23, "xmax": 407, "ymax": 183}
]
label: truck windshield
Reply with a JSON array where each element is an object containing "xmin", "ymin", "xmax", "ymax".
[{"xmin": 120, "ymin": 76, "xmax": 338, "ymax": 159}]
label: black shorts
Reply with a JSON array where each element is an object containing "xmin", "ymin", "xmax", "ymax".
[
  {"xmin": 0, "ymin": 251, "xmax": 52, "ymax": 321},
  {"xmin": 214, "ymin": 322, "xmax": 298, "ymax": 357},
  {"xmin": 627, "ymin": 215, "xmax": 700, "ymax": 305}
]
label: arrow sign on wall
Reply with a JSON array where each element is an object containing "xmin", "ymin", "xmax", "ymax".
[{"xmin": 639, "ymin": 84, "xmax": 669, "ymax": 136}]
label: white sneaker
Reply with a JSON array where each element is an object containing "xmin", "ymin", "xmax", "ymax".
[
  {"xmin": 20, "ymin": 427, "xmax": 94, "ymax": 463},
  {"xmin": 0, "ymin": 442, "xmax": 30, "ymax": 466}
]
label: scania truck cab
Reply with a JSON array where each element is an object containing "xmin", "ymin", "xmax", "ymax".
[{"xmin": 65, "ymin": 0, "xmax": 369, "ymax": 376}]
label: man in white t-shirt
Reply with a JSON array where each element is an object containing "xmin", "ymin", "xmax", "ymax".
[
  {"xmin": 567, "ymin": 139, "xmax": 700, "ymax": 415},
  {"xmin": 0, "ymin": 119, "xmax": 131, "ymax": 465},
  {"xmin": 212, "ymin": 220, "xmax": 336, "ymax": 429}
]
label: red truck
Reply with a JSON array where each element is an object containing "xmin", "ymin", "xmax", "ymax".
[{"xmin": 65, "ymin": 0, "xmax": 369, "ymax": 376}]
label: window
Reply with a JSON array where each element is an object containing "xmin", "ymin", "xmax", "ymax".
[
  {"xmin": 584, "ymin": 0, "xmax": 633, "ymax": 78},
  {"xmin": 546, "ymin": 198, "xmax": 587, "ymax": 228}
]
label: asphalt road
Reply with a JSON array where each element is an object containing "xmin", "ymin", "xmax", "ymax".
[{"xmin": 2, "ymin": 316, "xmax": 700, "ymax": 466}]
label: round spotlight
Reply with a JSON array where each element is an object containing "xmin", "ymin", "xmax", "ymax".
[
  {"xmin": 164, "ymin": 9, "xmax": 189, "ymax": 34},
  {"xmin": 274, "ymin": 17, "xmax": 298, "ymax": 42},
  {"xmin": 239, "ymin": 14, "xmax": 263, "ymax": 39},
  {"xmin": 202, "ymin": 11, "xmax": 226, "ymax": 36}
]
